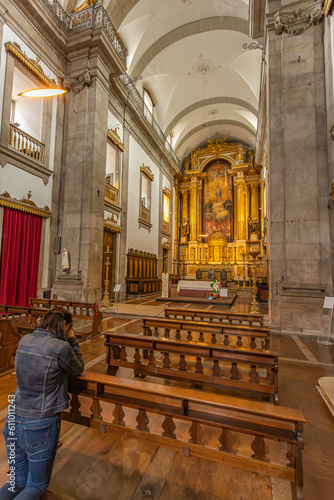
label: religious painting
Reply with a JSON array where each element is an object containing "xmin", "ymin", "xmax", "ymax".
[{"xmin": 203, "ymin": 160, "xmax": 233, "ymax": 242}]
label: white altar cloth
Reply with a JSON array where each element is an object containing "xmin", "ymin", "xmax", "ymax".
[{"xmin": 177, "ymin": 280, "xmax": 213, "ymax": 293}]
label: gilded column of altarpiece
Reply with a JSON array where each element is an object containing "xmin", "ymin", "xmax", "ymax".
[{"xmin": 174, "ymin": 135, "xmax": 264, "ymax": 282}]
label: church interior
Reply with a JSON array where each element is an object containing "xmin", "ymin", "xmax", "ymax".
[{"xmin": 0, "ymin": 0, "xmax": 334, "ymax": 498}]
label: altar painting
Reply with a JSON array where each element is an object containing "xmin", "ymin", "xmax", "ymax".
[{"xmin": 203, "ymin": 161, "xmax": 233, "ymax": 241}]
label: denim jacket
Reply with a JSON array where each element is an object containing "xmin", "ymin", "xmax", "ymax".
[{"xmin": 14, "ymin": 328, "xmax": 84, "ymax": 417}]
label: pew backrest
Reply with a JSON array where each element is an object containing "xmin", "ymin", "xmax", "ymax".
[
  {"xmin": 104, "ymin": 331, "xmax": 279, "ymax": 403},
  {"xmin": 63, "ymin": 371, "xmax": 305, "ymax": 499},
  {"xmin": 164, "ymin": 307, "xmax": 264, "ymax": 327},
  {"xmin": 0, "ymin": 319, "xmax": 21, "ymax": 375},
  {"xmin": 143, "ymin": 317, "xmax": 270, "ymax": 350}
]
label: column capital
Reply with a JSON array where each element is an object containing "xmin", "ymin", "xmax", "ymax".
[{"xmin": 274, "ymin": 0, "xmax": 323, "ymax": 36}]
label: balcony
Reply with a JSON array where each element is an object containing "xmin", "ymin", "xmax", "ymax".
[
  {"xmin": 105, "ymin": 181, "xmax": 118, "ymax": 205},
  {"xmin": 9, "ymin": 124, "xmax": 45, "ymax": 163},
  {"xmin": 163, "ymin": 220, "xmax": 169, "ymax": 233}
]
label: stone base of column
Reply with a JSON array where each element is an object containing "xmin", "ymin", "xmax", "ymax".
[
  {"xmin": 51, "ymin": 275, "xmax": 83, "ymax": 302},
  {"xmin": 270, "ymin": 284, "xmax": 330, "ymax": 336}
]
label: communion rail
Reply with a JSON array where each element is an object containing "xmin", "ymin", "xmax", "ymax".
[{"xmin": 164, "ymin": 308, "xmax": 264, "ymax": 327}]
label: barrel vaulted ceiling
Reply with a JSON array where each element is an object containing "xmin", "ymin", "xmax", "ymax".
[{"xmin": 70, "ymin": 0, "xmax": 262, "ymax": 159}]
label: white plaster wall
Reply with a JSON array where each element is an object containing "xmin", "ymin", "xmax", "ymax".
[
  {"xmin": 162, "ymin": 174, "xmax": 170, "ymax": 190},
  {"xmin": 108, "ymin": 110, "xmax": 123, "ymax": 139},
  {"xmin": 0, "ymin": 163, "xmax": 51, "ymax": 208},
  {"xmin": 126, "ymin": 136, "xmax": 160, "ymax": 254}
]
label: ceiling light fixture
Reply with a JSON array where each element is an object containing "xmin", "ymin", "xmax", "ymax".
[{"xmin": 19, "ymin": 88, "xmax": 67, "ymax": 98}]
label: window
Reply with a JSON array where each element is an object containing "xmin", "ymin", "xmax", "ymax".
[
  {"xmin": 143, "ymin": 86, "xmax": 155, "ymax": 124},
  {"xmin": 163, "ymin": 187, "xmax": 172, "ymax": 234},
  {"xmin": 139, "ymin": 164, "xmax": 154, "ymax": 230}
]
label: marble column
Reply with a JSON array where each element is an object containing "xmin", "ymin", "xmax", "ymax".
[
  {"xmin": 52, "ymin": 53, "xmax": 110, "ymax": 302},
  {"xmin": 267, "ymin": 0, "xmax": 330, "ymax": 333}
]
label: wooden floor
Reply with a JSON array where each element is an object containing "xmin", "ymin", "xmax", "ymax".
[{"xmin": 1, "ymin": 294, "xmax": 334, "ymax": 499}]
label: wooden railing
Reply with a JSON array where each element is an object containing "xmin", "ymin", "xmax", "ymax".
[
  {"xmin": 164, "ymin": 308, "xmax": 264, "ymax": 327},
  {"xmin": 142, "ymin": 318, "xmax": 271, "ymax": 350},
  {"xmin": 163, "ymin": 220, "xmax": 169, "ymax": 233},
  {"xmin": 9, "ymin": 124, "xmax": 45, "ymax": 162},
  {"xmin": 0, "ymin": 320, "xmax": 21, "ymax": 375},
  {"xmin": 63, "ymin": 372, "xmax": 305, "ymax": 499},
  {"xmin": 104, "ymin": 332, "xmax": 279, "ymax": 403},
  {"xmin": 140, "ymin": 205, "xmax": 150, "ymax": 221},
  {"xmin": 105, "ymin": 181, "xmax": 118, "ymax": 204}
]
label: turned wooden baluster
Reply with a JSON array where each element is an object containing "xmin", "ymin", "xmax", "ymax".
[
  {"xmin": 90, "ymin": 398, "xmax": 102, "ymax": 420},
  {"xmin": 163, "ymin": 352, "xmax": 171, "ymax": 369},
  {"xmin": 198, "ymin": 331, "xmax": 204, "ymax": 342},
  {"xmin": 189, "ymin": 421, "xmax": 203, "ymax": 445},
  {"xmin": 134, "ymin": 348, "xmax": 141, "ymax": 364},
  {"xmin": 219, "ymin": 428, "xmax": 235, "ymax": 453},
  {"xmin": 153, "ymin": 327, "xmax": 159, "ymax": 337},
  {"xmin": 286, "ymin": 442, "xmax": 295, "ymax": 468},
  {"xmin": 145, "ymin": 326, "xmax": 152, "ymax": 337},
  {"xmin": 212, "ymin": 359, "xmax": 222, "ymax": 377},
  {"xmin": 249, "ymin": 365, "xmax": 259, "ymax": 383},
  {"xmin": 268, "ymin": 368, "xmax": 275, "ymax": 385},
  {"xmin": 69, "ymin": 393, "xmax": 81, "ymax": 416},
  {"xmin": 236, "ymin": 336, "xmax": 243, "ymax": 347},
  {"xmin": 211, "ymin": 333, "xmax": 217, "ymax": 344},
  {"xmin": 111, "ymin": 345, "xmax": 121, "ymax": 360},
  {"xmin": 195, "ymin": 357, "xmax": 203, "ymax": 374},
  {"xmin": 175, "ymin": 329, "xmax": 181, "ymax": 340},
  {"xmin": 164, "ymin": 328, "xmax": 170, "ymax": 338},
  {"xmin": 162, "ymin": 415, "xmax": 176, "ymax": 439},
  {"xmin": 250, "ymin": 337, "xmax": 256, "ymax": 349},
  {"xmin": 136, "ymin": 409, "xmax": 149, "ymax": 432},
  {"xmin": 187, "ymin": 330, "xmax": 193, "ymax": 341},
  {"xmin": 230, "ymin": 362, "xmax": 240, "ymax": 380},
  {"xmin": 251, "ymin": 435, "xmax": 268, "ymax": 461},
  {"xmin": 113, "ymin": 404, "xmax": 125, "ymax": 426},
  {"xmin": 223, "ymin": 334, "xmax": 229, "ymax": 345},
  {"xmin": 148, "ymin": 350, "xmax": 155, "ymax": 366},
  {"xmin": 179, "ymin": 354, "xmax": 187, "ymax": 371},
  {"xmin": 120, "ymin": 346, "xmax": 127, "ymax": 361}
]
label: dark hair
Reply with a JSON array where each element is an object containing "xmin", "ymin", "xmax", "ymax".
[{"xmin": 39, "ymin": 308, "xmax": 73, "ymax": 340}]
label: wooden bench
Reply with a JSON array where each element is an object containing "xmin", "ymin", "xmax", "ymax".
[
  {"xmin": 62, "ymin": 371, "xmax": 305, "ymax": 499},
  {"xmin": 143, "ymin": 317, "xmax": 271, "ymax": 350},
  {"xmin": 165, "ymin": 307, "xmax": 264, "ymax": 327},
  {"xmin": 29, "ymin": 298, "xmax": 103, "ymax": 340},
  {"xmin": 0, "ymin": 320, "xmax": 21, "ymax": 375},
  {"xmin": 0, "ymin": 305, "xmax": 48, "ymax": 335},
  {"xmin": 104, "ymin": 331, "xmax": 279, "ymax": 403}
]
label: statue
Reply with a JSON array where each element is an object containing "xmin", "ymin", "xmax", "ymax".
[
  {"xmin": 181, "ymin": 218, "xmax": 190, "ymax": 239},
  {"xmin": 237, "ymin": 145, "xmax": 245, "ymax": 162},
  {"xmin": 248, "ymin": 149, "xmax": 255, "ymax": 164},
  {"xmin": 184, "ymin": 157, "xmax": 190, "ymax": 170},
  {"xmin": 62, "ymin": 248, "xmax": 70, "ymax": 271},
  {"xmin": 190, "ymin": 148, "xmax": 197, "ymax": 168},
  {"xmin": 248, "ymin": 216, "xmax": 260, "ymax": 239}
]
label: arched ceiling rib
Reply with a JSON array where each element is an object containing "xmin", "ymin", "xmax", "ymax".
[
  {"xmin": 129, "ymin": 16, "xmax": 248, "ymax": 79},
  {"xmin": 165, "ymin": 97, "xmax": 258, "ymax": 137},
  {"xmin": 176, "ymin": 120, "xmax": 256, "ymax": 155}
]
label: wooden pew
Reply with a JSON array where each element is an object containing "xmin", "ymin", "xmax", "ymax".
[
  {"xmin": 63, "ymin": 371, "xmax": 305, "ymax": 499},
  {"xmin": 104, "ymin": 331, "xmax": 279, "ymax": 403},
  {"xmin": 29, "ymin": 298, "xmax": 103, "ymax": 340},
  {"xmin": 0, "ymin": 305, "xmax": 47, "ymax": 335},
  {"xmin": 143, "ymin": 317, "xmax": 271, "ymax": 350},
  {"xmin": 165, "ymin": 307, "xmax": 264, "ymax": 327},
  {"xmin": 0, "ymin": 320, "xmax": 21, "ymax": 375}
]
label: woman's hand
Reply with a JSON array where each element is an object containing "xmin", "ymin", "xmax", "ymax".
[{"xmin": 65, "ymin": 325, "xmax": 75, "ymax": 339}]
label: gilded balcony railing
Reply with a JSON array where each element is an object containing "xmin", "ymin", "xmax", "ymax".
[
  {"xmin": 140, "ymin": 205, "xmax": 150, "ymax": 222},
  {"xmin": 9, "ymin": 124, "xmax": 45, "ymax": 163},
  {"xmin": 105, "ymin": 181, "xmax": 118, "ymax": 204},
  {"xmin": 40, "ymin": 1, "xmax": 127, "ymax": 64},
  {"xmin": 163, "ymin": 220, "xmax": 169, "ymax": 233}
]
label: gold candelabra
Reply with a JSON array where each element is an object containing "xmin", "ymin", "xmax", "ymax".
[
  {"xmin": 101, "ymin": 246, "xmax": 112, "ymax": 307},
  {"xmin": 249, "ymin": 248, "xmax": 260, "ymax": 314}
]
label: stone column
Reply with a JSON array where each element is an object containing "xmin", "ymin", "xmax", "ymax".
[
  {"xmin": 52, "ymin": 53, "xmax": 110, "ymax": 302},
  {"xmin": 267, "ymin": 0, "xmax": 329, "ymax": 333},
  {"xmin": 189, "ymin": 184, "xmax": 197, "ymax": 241}
]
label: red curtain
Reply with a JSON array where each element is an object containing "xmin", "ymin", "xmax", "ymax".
[{"xmin": 0, "ymin": 208, "xmax": 42, "ymax": 306}]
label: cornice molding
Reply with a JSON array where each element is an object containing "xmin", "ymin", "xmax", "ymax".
[
  {"xmin": 0, "ymin": 191, "xmax": 51, "ymax": 218},
  {"xmin": 107, "ymin": 127, "xmax": 125, "ymax": 151},
  {"xmin": 274, "ymin": 0, "xmax": 323, "ymax": 35}
]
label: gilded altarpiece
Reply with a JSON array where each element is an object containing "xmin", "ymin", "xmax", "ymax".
[{"xmin": 174, "ymin": 135, "xmax": 264, "ymax": 282}]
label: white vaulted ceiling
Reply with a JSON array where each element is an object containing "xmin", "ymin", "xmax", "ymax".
[{"xmin": 73, "ymin": 0, "xmax": 263, "ymax": 158}]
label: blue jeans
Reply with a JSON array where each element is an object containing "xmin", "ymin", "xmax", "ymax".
[{"xmin": 0, "ymin": 414, "xmax": 60, "ymax": 499}]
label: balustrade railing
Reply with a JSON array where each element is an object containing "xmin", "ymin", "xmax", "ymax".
[
  {"xmin": 105, "ymin": 181, "xmax": 118, "ymax": 204},
  {"xmin": 40, "ymin": 1, "xmax": 127, "ymax": 63},
  {"xmin": 9, "ymin": 124, "xmax": 45, "ymax": 163},
  {"xmin": 140, "ymin": 205, "xmax": 150, "ymax": 222},
  {"xmin": 120, "ymin": 73, "xmax": 180, "ymax": 166},
  {"xmin": 163, "ymin": 220, "xmax": 169, "ymax": 233}
]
